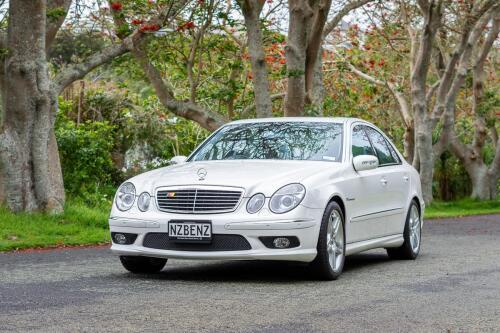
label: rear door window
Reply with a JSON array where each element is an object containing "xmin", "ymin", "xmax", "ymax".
[{"xmin": 365, "ymin": 127, "xmax": 398, "ymax": 166}]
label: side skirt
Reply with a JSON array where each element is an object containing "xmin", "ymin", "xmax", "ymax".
[{"xmin": 345, "ymin": 234, "xmax": 403, "ymax": 256}]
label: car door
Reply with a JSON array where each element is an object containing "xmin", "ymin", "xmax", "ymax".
[
  {"xmin": 346, "ymin": 124, "xmax": 390, "ymax": 242},
  {"xmin": 364, "ymin": 126, "xmax": 409, "ymax": 236}
]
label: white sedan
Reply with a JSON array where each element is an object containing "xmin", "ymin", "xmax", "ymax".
[{"xmin": 109, "ymin": 117, "xmax": 424, "ymax": 280}]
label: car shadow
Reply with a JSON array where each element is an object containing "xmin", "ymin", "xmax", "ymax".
[{"xmin": 124, "ymin": 251, "xmax": 392, "ymax": 283}]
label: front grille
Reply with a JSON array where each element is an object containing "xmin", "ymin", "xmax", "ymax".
[
  {"xmin": 156, "ymin": 188, "xmax": 243, "ymax": 214},
  {"xmin": 143, "ymin": 233, "xmax": 252, "ymax": 251}
]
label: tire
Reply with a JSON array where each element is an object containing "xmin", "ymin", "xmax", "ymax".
[
  {"xmin": 310, "ymin": 201, "xmax": 346, "ymax": 280},
  {"xmin": 386, "ymin": 200, "xmax": 421, "ymax": 260},
  {"xmin": 119, "ymin": 256, "xmax": 167, "ymax": 274}
]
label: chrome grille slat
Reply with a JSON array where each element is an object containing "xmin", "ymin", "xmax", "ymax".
[{"xmin": 156, "ymin": 188, "xmax": 243, "ymax": 214}]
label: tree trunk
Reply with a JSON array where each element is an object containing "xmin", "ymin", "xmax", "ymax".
[
  {"xmin": 0, "ymin": 167, "xmax": 4, "ymax": 204},
  {"xmin": 284, "ymin": 0, "xmax": 314, "ymax": 116},
  {"xmin": 310, "ymin": 50, "xmax": 325, "ymax": 113},
  {"xmin": 465, "ymin": 162, "xmax": 498, "ymax": 200},
  {"xmin": 0, "ymin": 0, "xmax": 63, "ymax": 213},
  {"xmin": 239, "ymin": 0, "xmax": 273, "ymax": 118},
  {"xmin": 404, "ymin": 124, "xmax": 415, "ymax": 164},
  {"xmin": 414, "ymin": 119, "xmax": 434, "ymax": 204},
  {"xmin": 305, "ymin": 0, "xmax": 331, "ymax": 109},
  {"xmin": 409, "ymin": 1, "xmax": 444, "ymax": 204}
]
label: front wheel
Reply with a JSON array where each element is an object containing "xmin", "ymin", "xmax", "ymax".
[
  {"xmin": 310, "ymin": 202, "xmax": 346, "ymax": 280},
  {"xmin": 386, "ymin": 200, "xmax": 421, "ymax": 260},
  {"xmin": 120, "ymin": 256, "xmax": 167, "ymax": 274}
]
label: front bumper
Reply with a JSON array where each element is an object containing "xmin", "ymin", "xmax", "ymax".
[{"xmin": 109, "ymin": 206, "xmax": 323, "ymax": 262}]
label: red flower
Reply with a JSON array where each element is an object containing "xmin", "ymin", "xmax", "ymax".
[
  {"xmin": 131, "ymin": 19, "xmax": 143, "ymax": 25},
  {"xmin": 177, "ymin": 21, "xmax": 196, "ymax": 31},
  {"xmin": 139, "ymin": 23, "xmax": 161, "ymax": 32},
  {"xmin": 110, "ymin": 2, "xmax": 123, "ymax": 11},
  {"xmin": 279, "ymin": 59, "xmax": 286, "ymax": 64},
  {"xmin": 378, "ymin": 59, "xmax": 385, "ymax": 67}
]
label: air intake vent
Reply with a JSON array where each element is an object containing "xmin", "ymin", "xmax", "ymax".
[
  {"xmin": 143, "ymin": 233, "xmax": 251, "ymax": 251},
  {"xmin": 156, "ymin": 188, "xmax": 243, "ymax": 214}
]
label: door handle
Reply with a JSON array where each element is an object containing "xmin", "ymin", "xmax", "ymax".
[
  {"xmin": 380, "ymin": 177, "xmax": 388, "ymax": 185},
  {"xmin": 403, "ymin": 176, "xmax": 409, "ymax": 182}
]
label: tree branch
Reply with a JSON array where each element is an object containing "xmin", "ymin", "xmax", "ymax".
[
  {"xmin": 425, "ymin": 80, "xmax": 440, "ymax": 101},
  {"xmin": 438, "ymin": 7, "xmax": 499, "ymax": 178},
  {"xmin": 46, "ymin": 0, "xmax": 72, "ymax": 51},
  {"xmin": 53, "ymin": 38, "xmax": 132, "ymax": 93},
  {"xmin": 131, "ymin": 43, "xmax": 226, "ymax": 132},
  {"xmin": 411, "ymin": 0, "xmax": 443, "ymax": 110},
  {"xmin": 241, "ymin": 93, "xmax": 285, "ymax": 117},
  {"xmin": 322, "ymin": 0, "xmax": 375, "ymax": 38},
  {"xmin": 430, "ymin": 2, "xmax": 496, "ymax": 124},
  {"xmin": 0, "ymin": 32, "xmax": 6, "ymax": 49},
  {"xmin": 439, "ymin": 7, "xmax": 496, "ymax": 128},
  {"xmin": 347, "ymin": 62, "xmax": 412, "ymax": 127},
  {"xmin": 490, "ymin": 136, "xmax": 500, "ymax": 177}
]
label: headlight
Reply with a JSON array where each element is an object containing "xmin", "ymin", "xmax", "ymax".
[
  {"xmin": 269, "ymin": 183, "xmax": 306, "ymax": 214},
  {"xmin": 137, "ymin": 192, "xmax": 151, "ymax": 212},
  {"xmin": 246, "ymin": 193, "xmax": 265, "ymax": 214},
  {"xmin": 115, "ymin": 182, "xmax": 136, "ymax": 211}
]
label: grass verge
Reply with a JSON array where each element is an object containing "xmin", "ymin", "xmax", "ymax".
[
  {"xmin": 1, "ymin": 198, "xmax": 499, "ymax": 252},
  {"xmin": 0, "ymin": 201, "xmax": 110, "ymax": 252},
  {"xmin": 424, "ymin": 199, "xmax": 500, "ymax": 219}
]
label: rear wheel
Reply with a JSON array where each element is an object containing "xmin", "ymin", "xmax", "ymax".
[
  {"xmin": 119, "ymin": 256, "xmax": 167, "ymax": 273},
  {"xmin": 310, "ymin": 202, "xmax": 346, "ymax": 280},
  {"xmin": 387, "ymin": 200, "xmax": 421, "ymax": 260}
]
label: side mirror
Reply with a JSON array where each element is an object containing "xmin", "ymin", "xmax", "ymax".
[
  {"xmin": 353, "ymin": 155, "xmax": 379, "ymax": 172},
  {"xmin": 170, "ymin": 155, "xmax": 188, "ymax": 165}
]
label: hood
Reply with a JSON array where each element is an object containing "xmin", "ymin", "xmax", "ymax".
[{"xmin": 129, "ymin": 160, "xmax": 342, "ymax": 196}]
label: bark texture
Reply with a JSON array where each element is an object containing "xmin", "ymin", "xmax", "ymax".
[
  {"xmin": 448, "ymin": 10, "xmax": 500, "ymax": 199},
  {"xmin": 238, "ymin": 0, "xmax": 273, "ymax": 118},
  {"xmin": 410, "ymin": 0, "xmax": 443, "ymax": 204},
  {"xmin": 0, "ymin": 0, "xmax": 159, "ymax": 212},
  {"xmin": 0, "ymin": 0, "xmax": 60, "ymax": 212},
  {"xmin": 284, "ymin": 0, "xmax": 314, "ymax": 116},
  {"xmin": 409, "ymin": 0, "xmax": 498, "ymax": 203},
  {"xmin": 313, "ymin": 0, "xmax": 375, "ymax": 111}
]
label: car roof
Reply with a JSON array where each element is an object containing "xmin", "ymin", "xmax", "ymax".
[{"xmin": 226, "ymin": 117, "xmax": 370, "ymax": 126}]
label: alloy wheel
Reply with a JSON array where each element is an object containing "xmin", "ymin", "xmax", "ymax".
[
  {"xmin": 409, "ymin": 205, "xmax": 421, "ymax": 253},
  {"xmin": 326, "ymin": 210, "xmax": 344, "ymax": 272}
]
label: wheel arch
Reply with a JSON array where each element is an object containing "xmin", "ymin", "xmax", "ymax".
[
  {"xmin": 328, "ymin": 195, "xmax": 346, "ymax": 223},
  {"xmin": 411, "ymin": 196, "xmax": 422, "ymax": 214}
]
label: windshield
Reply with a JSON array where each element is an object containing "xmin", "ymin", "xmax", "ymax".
[{"xmin": 190, "ymin": 122, "xmax": 343, "ymax": 162}]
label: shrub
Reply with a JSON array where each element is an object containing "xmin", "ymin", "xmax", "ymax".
[{"xmin": 56, "ymin": 116, "xmax": 118, "ymax": 205}]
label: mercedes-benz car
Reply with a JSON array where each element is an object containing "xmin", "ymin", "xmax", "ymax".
[{"xmin": 109, "ymin": 117, "xmax": 423, "ymax": 280}]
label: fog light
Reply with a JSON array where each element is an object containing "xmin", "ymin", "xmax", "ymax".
[
  {"xmin": 114, "ymin": 233, "xmax": 127, "ymax": 245},
  {"xmin": 273, "ymin": 237, "xmax": 290, "ymax": 249}
]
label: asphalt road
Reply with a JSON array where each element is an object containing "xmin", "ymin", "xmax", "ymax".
[{"xmin": 1, "ymin": 214, "xmax": 499, "ymax": 333}]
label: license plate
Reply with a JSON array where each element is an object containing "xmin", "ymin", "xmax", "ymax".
[{"xmin": 168, "ymin": 220, "xmax": 212, "ymax": 242}]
